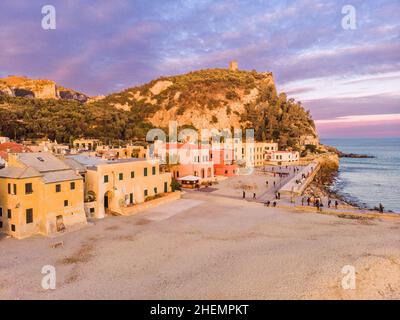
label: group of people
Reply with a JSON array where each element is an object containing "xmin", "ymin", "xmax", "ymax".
[
  {"xmin": 301, "ymin": 196, "xmax": 339, "ymax": 210},
  {"xmin": 242, "ymin": 191, "xmax": 257, "ymax": 200},
  {"xmin": 264, "ymin": 200, "xmax": 277, "ymax": 207}
]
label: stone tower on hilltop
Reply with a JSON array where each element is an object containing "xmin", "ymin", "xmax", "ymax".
[{"xmin": 229, "ymin": 60, "xmax": 238, "ymax": 71}]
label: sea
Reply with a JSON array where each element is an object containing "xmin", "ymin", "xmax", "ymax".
[{"xmin": 321, "ymin": 138, "xmax": 400, "ymax": 213}]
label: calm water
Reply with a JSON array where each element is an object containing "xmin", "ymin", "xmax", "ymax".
[{"xmin": 321, "ymin": 138, "xmax": 400, "ymax": 213}]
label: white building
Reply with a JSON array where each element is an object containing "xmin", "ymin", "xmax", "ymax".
[
  {"xmin": 0, "ymin": 137, "xmax": 10, "ymax": 144},
  {"xmin": 269, "ymin": 151, "xmax": 299, "ymax": 164}
]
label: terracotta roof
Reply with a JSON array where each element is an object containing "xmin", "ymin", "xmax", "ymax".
[
  {"xmin": 0, "ymin": 142, "xmax": 31, "ymax": 153},
  {"xmin": 0, "ymin": 142, "xmax": 31, "ymax": 160}
]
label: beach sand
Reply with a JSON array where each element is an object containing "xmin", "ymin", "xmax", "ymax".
[{"xmin": 0, "ymin": 189, "xmax": 399, "ymax": 300}]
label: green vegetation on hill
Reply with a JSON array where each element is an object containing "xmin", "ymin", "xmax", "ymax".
[
  {"xmin": 0, "ymin": 68, "xmax": 317, "ymax": 149},
  {"xmin": 0, "ymin": 95, "xmax": 152, "ymax": 144}
]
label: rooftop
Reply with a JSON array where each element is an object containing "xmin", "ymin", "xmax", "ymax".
[
  {"xmin": 0, "ymin": 166, "xmax": 41, "ymax": 179},
  {"xmin": 0, "ymin": 152, "xmax": 83, "ymax": 183},
  {"xmin": 16, "ymin": 152, "xmax": 70, "ymax": 172},
  {"xmin": 67, "ymin": 155, "xmax": 149, "ymax": 167}
]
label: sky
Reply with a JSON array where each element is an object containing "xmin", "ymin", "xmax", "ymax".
[{"xmin": 0, "ymin": 0, "xmax": 399, "ymax": 138}]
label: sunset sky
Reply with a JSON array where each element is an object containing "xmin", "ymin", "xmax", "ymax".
[{"xmin": 0, "ymin": 0, "xmax": 399, "ymax": 138}]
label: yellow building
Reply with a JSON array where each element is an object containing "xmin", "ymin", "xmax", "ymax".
[
  {"xmin": 0, "ymin": 153, "xmax": 87, "ymax": 239},
  {"xmin": 66, "ymin": 155, "xmax": 172, "ymax": 218},
  {"xmin": 227, "ymin": 140, "xmax": 279, "ymax": 167},
  {"xmin": 95, "ymin": 145, "xmax": 148, "ymax": 160},
  {"xmin": 73, "ymin": 138, "xmax": 102, "ymax": 151}
]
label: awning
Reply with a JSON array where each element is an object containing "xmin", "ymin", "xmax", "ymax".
[{"xmin": 178, "ymin": 175, "xmax": 200, "ymax": 182}]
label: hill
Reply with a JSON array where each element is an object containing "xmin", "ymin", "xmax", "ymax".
[
  {"xmin": 0, "ymin": 68, "xmax": 318, "ymax": 149},
  {"xmin": 92, "ymin": 68, "xmax": 318, "ymax": 149}
]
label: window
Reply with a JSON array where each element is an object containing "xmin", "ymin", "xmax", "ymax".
[
  {"xmin": 0, "ymin": 207, "xmax": 2, "ymax": 217},
  {"xmin": 0, "ymin": 222, "xmax": 2, "ymax": 228},
  {"xmin": 104, "ymin": 175, "xmax": 109, "ymax": 183},
  {"xmin": 8, "ymin": 183, "xmax": 16, "ymax": 195},
  {"xmin": 119, "ymin": 173, "xmax": 124, "ymax": 181},
  {"xmin": 7, "ymin": 209, "xmax": 11, "ymax": 219},
  {"xmin": 129, "ymin": 193, "xmax": 133, "ymax": 204},
  {"xmin": 56, "ymin": 184, "xmax": 61, "ymax": 192},
  {"xmin": 11, "ymin": 224, "xmax": 15, "ymax": 232},
  {"xmin": 26, "ymin": 209, "xmax": 33, "ymax": 224},
  {"xmin": 70, "ymin": 182, "xmax": 75, "ymax": 190},
  {"xmin": 25, "ymin": 183, "xmax": 33, "ymax": 194},
  {"xmin": 154, "ymin": 187, "xmax": 158, "ymax": 194},
  {"xmin": 164, "ymin": 182, "xmax": 168, "ymax": 193},
  {"xmin": 144, "ymin": 189, "xmax": 148, "ymax": 197},
  {"xmin": 152, "ymin": 166, "xmax": 156, "ymax": 175},
  {"xmin": 144, "ymin": 168, "xmax": 148, "ymax": 176},
  {"xmin": 131, "ymin": 171, "xmax": 135, "ymax": 179},
  {"xmin": 64, "ymin": 200, "xmax": 69, "ymax": 207},
  {"xmin": 90, "ymin": 208, "xmax": 95, "ymax": 213}
]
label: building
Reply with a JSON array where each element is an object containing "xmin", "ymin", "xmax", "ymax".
[
  {"xmin": 227, "ymin": 140, "xmax": 278, "ymax": 167},
  {"xmin": 25, "ymin": 139, "xmax": 71, "ymax": 155},
  {"xmin": 66, "ymin": 155, "xmax": 172, "ymax": 218},
  {"xmin": 268, "ymin": 151, "xmax": 300, "ymax": 164},
  {"xmin": 153, "ymin": 142, "xmax": 214, "ymax": 184},
  {"xmin": 0, "ymin": 152, "xmax": 87, "ymax": 239},
  {"xmin": 73, "ymin": 138, "xmax": 102, "ymax": 151},
  {"xmin": 210, "ymin": 146, "xmax": 238, "ymax": 177},
  {"xmin": 229, "ymin": 60, "xmax": 238, "ymax": 71},
  {"xmin": 0, "ymin": 137, "xmax": 10, "ymax": 144},
  {"xmin": 0, "ymin": 142, "xmax": 32, "ymax": 163},
  {"xmin": 95, "ymin": 145, "xmax": 148, "ymax": 160}
]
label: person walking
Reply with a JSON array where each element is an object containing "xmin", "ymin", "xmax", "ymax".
[
  {"xmin": 328, "ymin": 199, "xmax": 332, "ymax": 208},
  {"xmin": 253, "ymin": 193, "xmax": 256, "ymax": 200},
  {"xmin": 278, "ymin": 192, "xmax": 281, "ymax": 199},
  {"xmin": 307, "ymin": 197, "xmax": 310, "ymax": 206},
  {"xmin": 301, "ymin": 197, "xmax": 305, "ymax": 206},
  {"xmin": 242, "ymin": 190, "xmax": 246, "ymax": 199},
  {"xmin": 379, "ymin": 203, "xmax": 384, "ymax": 213},
  {"xmin": 335, "ymin": 200, "xmax": 338, "ymax": 209}
]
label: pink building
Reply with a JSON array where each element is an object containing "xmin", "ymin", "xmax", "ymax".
[{"xmin": 154, "ymin": 142, "xmax": 214, "ymax": 183}]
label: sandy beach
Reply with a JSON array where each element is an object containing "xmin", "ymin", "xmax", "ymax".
[{"xmin": 0, "ymin": 187, "xmax": 399, "ymax": 300}]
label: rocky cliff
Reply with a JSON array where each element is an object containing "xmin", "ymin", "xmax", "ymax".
[{"xmin": 0, "ymin": 76, "xmax": 89, "ymax": 102}]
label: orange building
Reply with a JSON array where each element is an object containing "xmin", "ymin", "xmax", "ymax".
[{"xmin": 211, "ymin": 147, "xmax": 238, "ymax": 177}]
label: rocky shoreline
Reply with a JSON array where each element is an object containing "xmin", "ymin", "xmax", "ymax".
[
  {"xmin": 323, "ymin": 144, "xmax": 375, "ymax": 159},
  {"xmin": 338, "ymin": 152, "xmax": 375, "ymax": 159},
  {"xmin": 308, "ymin": 152, "xmax": 394, "ymax": 213}
]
